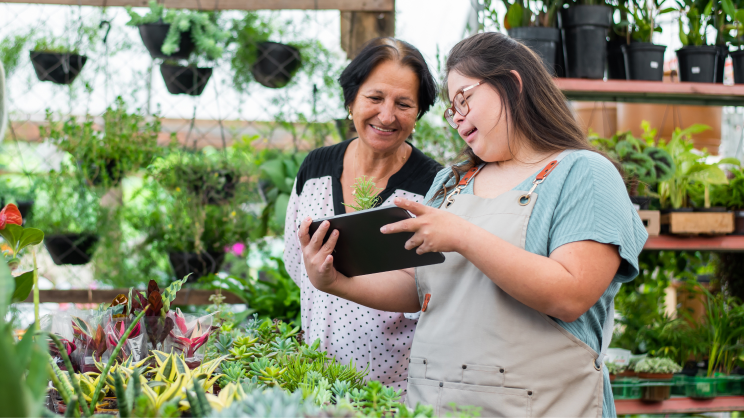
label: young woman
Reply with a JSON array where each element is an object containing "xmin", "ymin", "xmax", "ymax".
[
  {"xmin": 298, "ymin": 32, "xmax": 647, "ymax": 417},
  {"xmin": 283, "ymin": 37, "xmax": 441, "ymax": 391}
]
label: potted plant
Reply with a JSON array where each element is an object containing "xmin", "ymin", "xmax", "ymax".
[
  {"xmin": 676, "ymin": 0, "xmax": 720, "ymax": 82},
  {"xmin": 147, "ymin": 149, "xmax": 257, "ymax": 281},
  {"xmin": 128, "ymin": 2, "xmax": 229, "ymax": 96},
  {"xmin": 606, "ymin": 362, "xmax": 628, "ymax": 381},
  {"xmin": 231, "ymin": 13, "xmax": 302, "ymax": 90},
  {"xmin": 634, "ymin": 357, "xmax": 682, "ymax": 402},
  {"xmin": 502, "ymin": 0, "xmax": 562, "ymax": 75},
  {"xmin": 29, "ymin": 37, "xmax": 87, "ymax": 85},
  {"xmin": 608, "ymin": 0, "xmax": 631, "ymax": 79},
  {"xmin": 0, "ymin": 176, "xmax": 35, "ymax": 223},
  {"xmin": 559, "ymin": 0, "xmax": 612, "ymax": 79},
  {"xmin": 40, "ymin": 96, "xmax": 163, "ymax": 188},
  {"xmin": 29, "ymin": 168, "xmax": 100, "ymax": 265},
  {"xmin": 619, "ymin": 0, "xmax": 675, "ymax": 80},
  {"xmin": 126, "ymin": 1, "xmax": 194, "ymax": 60},
  {"xmin": 721, "ymin": 0, "xmax": 744, "ymax": 83}
]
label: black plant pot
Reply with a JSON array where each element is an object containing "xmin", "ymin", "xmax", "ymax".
[
  {"xmin": 16, "ymin": 200, "xmax": 33, "ymax": 224},
  {"xmin": 607, "ymin": 39, "xmax": 629, "ymax": 80},
  {"xmin": 715, "ymin": 45, "xmax": 728, "ymax": 83},
  {"xmin": 622, "ymin": 42, "xmax": 666, "ymax": 81},
  {"xmin": 731, "ymin": 49, "xmax": 744, "ymax": 84},
  {"xmin": 45, "ymin": 233, "xmax": 99, "ymax": 265},
  {"xmin": 559, "ymin": 5, "xmax": 611, "ymax": 79},
  {"xmin": 138, "ymin": 23, "xmax": 194, "ymax": 60},
  {"xmin": 676, "ymin": 46, "xmax": 719, "ymax": 83},
  {"xmin": 168, "ymin": 251, "xmax": 225, "ymax": 282},
  {"xmin": 733, "ymin": 210, "xmax": 744, "ymax": 235},
  {"xmin": 630, "ymin": 196, "xmax": 652, "ymax": 210},
  {"xmin": 508, "ymin": 27, "xmax": 560, "ymax": 76},
  {"xmin": 160, "ymin": 64, "xmax": 212, "ymax": 96},
  {"xmin": 30, "ymin": 52, "xmax": 87, "ymax": 85},
  {"xmin": 251, "ymin": 42, "xmax": 302, "ymax": 89},
  {"xmin": 85, "ymin": 159, "xmax": 124, "ymax": 187}
]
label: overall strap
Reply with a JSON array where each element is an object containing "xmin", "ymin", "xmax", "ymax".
[
  {"xmin": 596, "ymin": 300, "xmax": 615, "ymax": 369},
  {"xmin": 444, "ymin": 163, "xmax": 486, "ymax": 208},
  {"xmin": 518, "ymin": 150, "xmax": 576, "ymax": 206}
]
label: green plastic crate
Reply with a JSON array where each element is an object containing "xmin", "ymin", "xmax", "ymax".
[
  {"xmin": 611, "ymin": 379, "xmax": 641, "ymax": 400},
  {"xmin": 686, "ymin": 376, "xmax": 717, "ymax": 399}
]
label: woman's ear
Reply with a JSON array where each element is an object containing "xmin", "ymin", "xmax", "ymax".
[{"xmin": 510, "ymin": 70, "xmax": 523, "ymax": 93}]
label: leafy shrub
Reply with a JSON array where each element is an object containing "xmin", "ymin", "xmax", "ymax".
[{"xmin": 634, "ymin": 357, "xmax": 683, "ymax": 374}]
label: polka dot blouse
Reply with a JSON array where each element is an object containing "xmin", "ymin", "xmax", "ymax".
[{"xmin": 283, "ymin": 138, "xmax": 441, "ymax": 391}]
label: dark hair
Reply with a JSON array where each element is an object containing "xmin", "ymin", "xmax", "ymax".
[
  {"xmin": 339, "ymin": 37, "xmax": 437, "ymax": 120},
  {"xmin": 431, "ymin": 32, "xmax": 619, "ymax": 205}
]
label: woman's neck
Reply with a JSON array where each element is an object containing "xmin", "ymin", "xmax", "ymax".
[{"xmin": 353, "ymin": 138, "xmax": 410, "ymax": 182}]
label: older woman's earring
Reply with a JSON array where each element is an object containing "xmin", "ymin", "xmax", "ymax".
[
  {"xmin": 412, "ymin": 126, "xmax": 416, "ymax": 133},
  {"xmin": 348, "ymin": 110, "xmax": 353, "ymax": 120}
]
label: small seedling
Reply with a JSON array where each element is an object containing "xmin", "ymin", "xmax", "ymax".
[{"xmin": 343, "ymin": 176, "xmax": 381, "ymax": 211}]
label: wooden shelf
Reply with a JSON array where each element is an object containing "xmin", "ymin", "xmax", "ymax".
[
  {"xmin": 616, "ymin": 396, "xmax": 744, "ymax": 415},
  {"xmin": 643, "ymin": 235, "xmax": 744, "ymax": 251},
  {"xmin": 0, "ymin": 0, "xmax": 393, "ymax": 11},
  {"xmin": 555, "ymin": 78, "xmax": 744, "ymax": 106}
]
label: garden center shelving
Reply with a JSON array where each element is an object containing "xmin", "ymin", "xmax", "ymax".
[
  {"xmin": 644, "ymin": 235, "xmax": 744, "ymax": 251},
  {"xmin": 615, "ymin": 396, "xmax": 744, "ymax": 415}
]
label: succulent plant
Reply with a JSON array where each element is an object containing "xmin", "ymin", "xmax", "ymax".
[{"xmin": 634, "ymin": 357, "xmax": 683, "ymax": 374}]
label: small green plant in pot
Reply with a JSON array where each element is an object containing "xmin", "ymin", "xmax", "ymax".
[
  {"xmin": 29, "ymin": 168, "xmax": 100, "ymax": 265},
  {"xmin": 722, "ymin": 0, "xmax": 744, "ymax": 83},
  {"xmin": 635, "ymin": 356, "xmax": 682, "ymax": 402},
  {"xmin": 502, "ymin": 0, "xmax": 562, "ymax": 74},
  {"xmin": 40, "ymin": 96, "xmax": 163, "ymax": 189},
  {"xmin": 676, "ymin": 0, "xmax": 720, "ymax": 82},
  {"xmin": 618, "ymin": 0, "xmax": 674, "ymax": 80}
]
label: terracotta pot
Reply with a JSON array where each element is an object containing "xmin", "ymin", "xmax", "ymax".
[
  {"xmin": 617, "ymin": 370, "xmax": 638, "ymax": 378},
  {"xmin": 610, "ymin": 374, "xmax": 617, "ymax": 382}
]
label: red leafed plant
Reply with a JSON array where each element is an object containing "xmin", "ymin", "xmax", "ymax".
[
  {"xmin": 106, "ymin": 319, "xmax": 142, "ymax": 347},
  {"xmin": 48, "ymin": 336, "xmax": 77, "ymax": 372},
  {"xmin": 0, "ymin": 203, "xmax": 22, "ymax": 229},
  {"xmin": 170, "ymin": 310, "xmax": 217, "ymax": 358}
]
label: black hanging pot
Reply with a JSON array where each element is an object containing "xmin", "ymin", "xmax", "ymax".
[
  {"xmin": 559, "ymin": 5, "xmax": 612, "ymax": 79},
  {"xmin": 251, "ymin": 42, "xmax": 302, "ymax": 88},
  {"xmin": 191, "ymin": 170, "xmax": 237, "ymax": 205},
  {"xmin": 84, "ymin": 159, "xmax": 124, "ymax": 187},
  {"xmin": 45, "ymin": 233, "xmax": 99, "ymax": 265},
  {"xmin": 160, "ymin": 64, "xmax": 212, "ymax": 96},
  {"xmin": 676, "ymin": 46, "xmax": 719, "ymax": 83},
  {"xmin": 30, "ymin": 52, "xmax": 87, "ymax": 85},
  {"xmin": 622, "ymin": 42, "xmax": 666, "ymax": 81},
  {"xmin": 607, "ymin": 39, "xmax": 629, "ymax": 80},
  {"xmin": 508, "ymin": 27, "xmax": 560, "ymax": 75},
  {"xmin": 731, "ymin": 49, "xmax": 744, "ymax": 84},
  {"xmin": 138, "ymin": 23, "xmax": 194, "ymax": 60},
  {"xmin": 168, "ymin": 251, "xmax": 225, "ymax": 282}
]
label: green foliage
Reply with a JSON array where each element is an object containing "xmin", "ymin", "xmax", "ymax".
[
  {"xmin": 343, "ymin": 176, "xmax": 382, "ymax": 211},
  {"xmin": 620, "ymin": 0, "xmax": 675, "ymax": 43},
  {"xmin": 126, "ymin": 1, "xmax": 229, "ymax": 61},
  {"xmin": 40, "ymin": 96, "xmax": 163, "ymax": 189},
  {"xmin": 634, "ymin": 357, "xmax": 683, "ymax": 373},
  {"xmin": 715, "ymin": 253, "xmax": 744, "ymax": 301},
  {"xmin": 29, "ymin": 168, "xmax": 99, "ymax": 234},
  {"xmin": 700, "ymin": 288, "xmax": 744, "ymax": 375},
  {"xmin": 257, "ymin": 151, "xmax": 307, "ymax": 234},
  {"xmin": 703, "ymin": 166, "xmax": 744, "ymax": 210},
  {"xmin": 0, "ymin": 33, "xmax": 32, "ymax": 77},
  {"xmin": 655, "ymin": 124, "xmax": 740, "ymax": 208},
  {"xmin": 411, "ymin": 105, "xmax": 464, "ymax": 166},
  {"xmin": 721, "ymin": 0, "xmax": 744, "ymax": 48},
  {"xmin": 499, "ymin": 0, "xmax": 561, "ymax": 28},
  {"xmin": 590, "ymin": 122, "xmax": 673, "ymax": 196},
  {"xmin": 230, "ymin": 12, "xmax": 272, "ymax": 90},
  {"xmin": 605, "ymin": 362, "xmax": 627, "ymax": 375},
  {"xmin": 677, "ymin": 0, "xmax": 715, "ymax": 45}
]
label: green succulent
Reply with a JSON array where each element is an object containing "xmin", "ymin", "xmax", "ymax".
[{"xmin": 634, "ymin": 357, "xmax": 683, "ymax": 374}]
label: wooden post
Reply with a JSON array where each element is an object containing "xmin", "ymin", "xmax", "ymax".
[{"xmin": 340, "ymin": 1, "xmax": 396, "ymax": 60}]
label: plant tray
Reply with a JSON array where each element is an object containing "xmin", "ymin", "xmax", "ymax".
[
  {"xmin": 611, "ymin": 379, "xmax": 642, "ymax": 400},
  {"xmin": 638, "ymin": 210, "xmax": 660, "ymax": 236},
  {"xmin": 660, "ymin": 212, "xmax": 735, "ymax": 235}
]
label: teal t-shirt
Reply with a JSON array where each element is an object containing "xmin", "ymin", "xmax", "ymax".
[{"xmin": 423, "ymin": 150, "xmax": 648, "ymax": 418}]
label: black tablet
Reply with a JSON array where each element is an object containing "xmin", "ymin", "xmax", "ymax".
[{"xmin": 308, "ymin": 205, "xmax": 446, "ymax": 277}]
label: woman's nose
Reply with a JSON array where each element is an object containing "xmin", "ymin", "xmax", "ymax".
[
  {"xmin": 378, "ymin": 101, "xmax": 396, "ymax": 125},
  {"xmin": 453, "ymin": 110, "xmax": 466, "ymax": 125}
]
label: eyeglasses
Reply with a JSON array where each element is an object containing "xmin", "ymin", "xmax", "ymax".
[{"xmin": 444, "ymin": 82, "xmax": 483, "ymax": 129}]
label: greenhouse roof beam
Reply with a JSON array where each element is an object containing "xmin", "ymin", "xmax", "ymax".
[{"xmin": 0, "ymin": 0, "xmax": 394, "ymax": 11}]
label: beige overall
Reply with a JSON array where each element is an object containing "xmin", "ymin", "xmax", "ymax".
[{"xmin": 407, "ymin": 153, "xmax": 611, "ymax": 417}]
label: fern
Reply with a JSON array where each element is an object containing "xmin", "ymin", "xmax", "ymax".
[{"xmin": 343, "ymin": 176, "xmax": 381, "ymax": 211}]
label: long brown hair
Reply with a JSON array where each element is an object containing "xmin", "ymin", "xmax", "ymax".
[{"xmin": 431, "ymin": 32, "xmax": 618, "ymax": 205}]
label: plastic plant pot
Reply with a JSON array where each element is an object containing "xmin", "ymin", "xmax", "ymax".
[
  {"xmin": 44, "ymin": 233, "xmax": 99, "ymax": 265},
  {"xmin": 251, "ymin": 41, "xmax": 302, "ymax": 88},
  {"xmin": 30, "ymin": 52, "xmax": 87, "ymax": 85},
  {"xmin": 508, "ymin": 27, "xmax": 560, "ymax": 76},
  {"xmin": 732, "ymin": 49, "xmax": 744, "ymax": 84},
  {"xmin": 676, "ymin": 46, "xmax": 719, "ymax": 83},
  {"xmin": 168, "ymin": 250, "xmax": 225, "ymax": 282},
  {"xmin": 160, "ymin": 64, "xmax": 212, "ymax": 96},
  {"xmin": 607, "ymin": 39, "xmax": 628, "ymax": 80},
  {"xmin": 622, "ymin": 43, "xmax": 666, "ymax": 81},
  {"xmin": 138, "ymin": 23, "xmax": 194, "ymax": 60},
  {"xmin": 686, "ymin": 376, "xmax": 717, "ymax": 400},
  {"xmin": 559, "ymin": 5, "xmax": 612, "ymax": 79},
  {"xmin": 733, "ymin": 210, "xmax": 744, "ymax": 235}
]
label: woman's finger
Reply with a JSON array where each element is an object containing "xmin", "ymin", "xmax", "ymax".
[
  {"xmin": 321, "ymin": 229, "xmax": 340, "ymax": 256},
  {"xmin": 307, "ymin": 220, "xmax": 330, "ymax": 252},
  {"xmin": 405, "ymin": 236, "xmax": 422, "ymax": 251},
  {"xmin": 381, "ymin": 218, "xmax": 418, "ymax": 234},
  {"xmin": 298, "ymin": 217, "xmax": 312, "ymax": 247},
  {"xmin": 393, "ymin": 197, "xmax": 429, "ymax": 217},
  {"xmin": 319, "ymin": 254, "xmax": 335, "ymax": 274}
]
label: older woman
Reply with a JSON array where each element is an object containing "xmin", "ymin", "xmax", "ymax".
[{"xmin": 284, "ymin": 37, "xmax": 441, "ymax": 391}]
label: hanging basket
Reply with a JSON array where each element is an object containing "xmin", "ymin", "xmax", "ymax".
[
  {"xmin": 160, "ymin": 63, "xmax": 212, "ymax": 96},
  {"xmin": 251, "ymin": 42, "xmax": 302, "ymax": 88},
  {"xmin": 83, "ymin": 159, "xmax": 124, "ymax": 187},
  {"xmin": 168, "ymin": 251, "xmax": 225, "ymax": 282},
  {"xmin": 187, "ymin": 169, "xmax": 237, "ymax": 205},
  {"xmin": 30, "ymin": 52, "xmax": 87, "ymax": 85},
  {"xmin": 45, "ymin": 233, "xmax": 99, "ymax": 265},
  {"xmin": 138, "ymin": 23, "xmax": 195, "ymax": 60}
]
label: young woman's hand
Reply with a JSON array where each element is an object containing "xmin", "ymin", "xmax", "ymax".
[
  {"xmin": 298, "ymin": 217, "xmax": 341, "ymax": 292},
  {"xmin": 381, "ymin": 198, "xmax": 469, "ymax": 254}
]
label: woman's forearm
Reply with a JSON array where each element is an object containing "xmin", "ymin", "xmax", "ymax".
[
  {"xmin": 324, "ymin": 269, "xmax": 422, "ymax": 313},
  {"xmin": 456, "ymin": 222, "xmax": 619, "ymax": 322}
]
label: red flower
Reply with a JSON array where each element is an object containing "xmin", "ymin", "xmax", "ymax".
[{"xmin": 0, "ymin": 204, "xmax": 22, "ymax": 230}]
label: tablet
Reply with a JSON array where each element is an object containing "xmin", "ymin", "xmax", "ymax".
[{"xmin": 308, "ymin": 205, "xmax": 446, "ymax": 277}]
